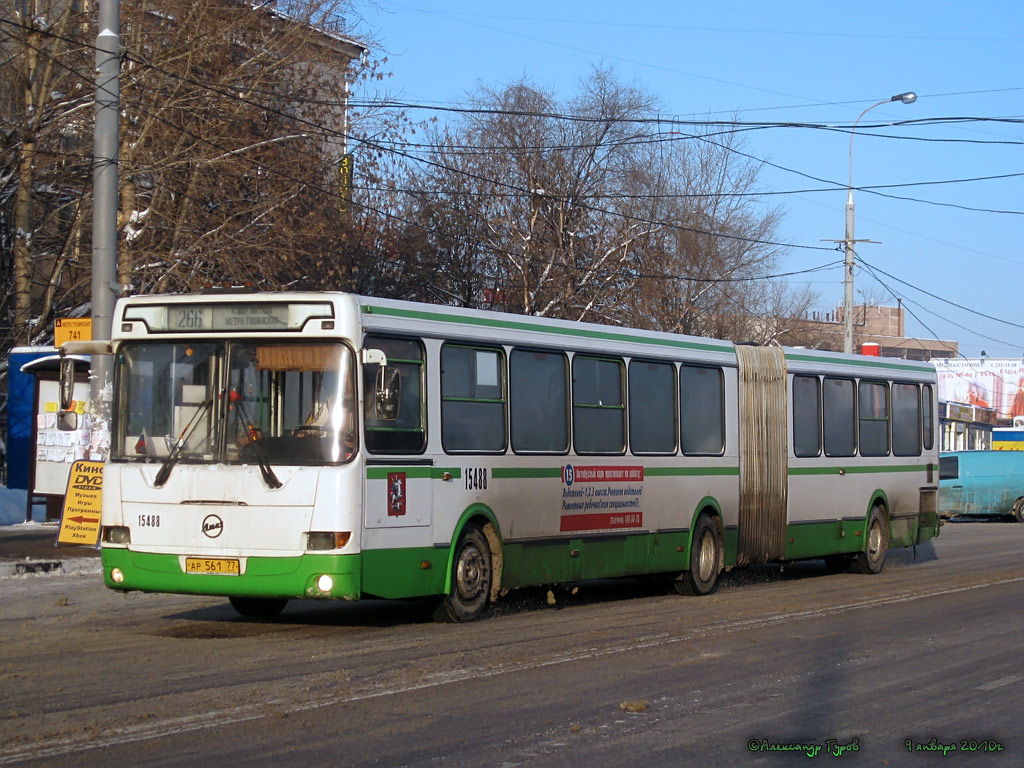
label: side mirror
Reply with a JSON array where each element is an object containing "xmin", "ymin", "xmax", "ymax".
[
  {"xmin": 56, "ymin": 410, "xmax": 79, "ymax": 432},
  {"xmin": 58, "ymin": 355, "xmax": 76, "ymax": 411},
  {"xmin": 56, "ymin": 354, "xmax": 79, "ymax": 430},
  {"xmin": 375, "ymin": 366, "xmax": 401, "ymax": 421}
]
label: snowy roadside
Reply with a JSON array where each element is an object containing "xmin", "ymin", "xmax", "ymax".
[
  {"xmin": 0, "ymin": 555, "xmax": 103, "ymax": 580},
  {"xmin": 2, "ymin": 487, "xmax": 102, "ymax": 579}
]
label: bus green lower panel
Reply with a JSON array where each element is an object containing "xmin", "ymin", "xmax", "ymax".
[
  {"xmin": 501, "ymin": 531, "xmax": 696, "ymax": 588},
  {"xmin": 890, "ymin": 516, "xmax": 917, "ymax": 549},
  {"xmin": 360, "ymin": 546, "xmax": 448, "ymax": 599},
  {"xmin": 101, "ymin": 548, "xmax": 362, "ymax": 600},
  {"xmin": 783, "ymin": 520, "xmax": 866, "ymax": 561},
  {"xmin": 783, "ymin": 516, "xmax": 929, "ymax": 560},
  {"xmin": 916, "ymin": 509, "xmax": 940, "ymax": 544}
]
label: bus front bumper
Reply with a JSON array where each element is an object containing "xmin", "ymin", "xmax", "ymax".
[{"xmin": 100, "ymin": 547, "xmax": 362, "ymax": 600}]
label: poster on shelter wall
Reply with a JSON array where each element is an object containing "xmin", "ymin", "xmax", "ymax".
[{"xmin": 933, "ymin": 359, "xmax": 1024, "ymax": 420}]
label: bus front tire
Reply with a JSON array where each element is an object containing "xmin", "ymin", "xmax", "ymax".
[
  {"xmin": 674, "ymin": 514, "xmax": 721, "ymax": 596},
  {"xmin": 435, "ymin": 524, "xmax": 492, "ymax": 622},
  {"xmin": 850, "ymin": 507, "xmax": 888, "ymax": 575},
  {"xmin": 229, "ymin": 596, "xmax": 288, "ymax": 618}
]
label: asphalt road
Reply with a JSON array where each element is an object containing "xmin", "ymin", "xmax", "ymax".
[{"xmin": 0, "ymin": 521, "xmax": 1021, "ymax": 767}]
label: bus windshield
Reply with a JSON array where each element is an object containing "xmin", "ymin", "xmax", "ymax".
[{"xmin": 114, "ymin": 340, "xmax": 357, "ymax": 465}]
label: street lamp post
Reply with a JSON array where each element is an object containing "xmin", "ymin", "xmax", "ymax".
[{"xmin": 842, "ymin": 91, "xmax": 916, "ymax": 354}]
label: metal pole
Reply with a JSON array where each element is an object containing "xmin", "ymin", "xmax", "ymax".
[
  {"xmin": 90, "ymin": 1, "xmax": 120, "ymax": 460},
  {"xmin": 842, "ymin": 184, "xmax": 857, "ymax": 354},
  {"xmin": 842, "ymin": 92, "xmax": 916, "ymax": 354}
]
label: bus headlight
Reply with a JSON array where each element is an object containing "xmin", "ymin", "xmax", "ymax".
[
  {"xmin": 316, "ymin": 574, "xmax": 334, "ymax": 593},
  {"xmin": 111, "ymin": 568, "xmax": 125, "ymax": 584},
  {"xmin": 307, "ymin": 531, "xmax": 351, "ymax": 550},
  {"xmin": 103, "ymin": 526, "xmax": 131, "ymax": 545}
]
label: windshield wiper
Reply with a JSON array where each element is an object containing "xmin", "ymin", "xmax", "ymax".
[
  {"xmin": 154, "ymin": 399, "xmax": 212, "ymax": 487},
  {"xmin": 230, "ymin": 392, "xmax": 282, "ymax": 489}
]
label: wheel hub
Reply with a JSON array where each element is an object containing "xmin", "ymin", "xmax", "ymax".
[
  {"xmin": 696, "ymin": 532, "xmax": 715, "ymax": 581},
  {"xmin": 456, "ymin": 544, "xmax": 486, "ymax": 600}
]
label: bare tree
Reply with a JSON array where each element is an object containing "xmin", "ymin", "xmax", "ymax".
[
  {"xmin": 1, "ymin": 0, "xmax": 390, "ymax": 342},
  {"xmin": 400, "ymin": 68, "xmax": 666, "ymax": 322},
  {"xmin": 1, "ymin": 0, "xmax": 93, "ymax": 346},
  {"xmin": 115, "ymin": 0, "xmax": 369, "ymax": 294},
  {"xmin": 625, "ymin": 123, "xmax": 795, "ymax": 339},
  {"xmin": 398, "ymin": 71, "xmax": 808, "ymax": 339}
]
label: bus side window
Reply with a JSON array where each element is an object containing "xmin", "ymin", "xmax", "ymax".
[
  {"xmin": 793, "ymin": 374, "xmax": 821, "ymax": 458},
  {"xmin": 573, "ymin": 355, "xmax": 625, "ymax": 455},
  {"xmin": 441, "ymin": 344, "xmax": 507, "ymax": 453},
  {"xmin": 628, "ymin": 360, "xmax": 676, "ymax": 455},
  {"xmin": 858, "ymin": 381, "xmax": 890, "ymax": 457},
  {"xmin": 892, "ymin": 382, "xmax": 921, "ymax": 457},
  {"xmin": 680, "ymin": 364, "xmax": 724, "ymax": 456},
  {"xmin": 510, "ymin": 348, "xmax": 568, "ymax": 453},
  {"xmin": 923, "ymin": 385, "xmax": 935, "ymax": 451},
  {"xmin": 823, "ymin": 377, "xmax": 856, "ymax": 457},
  {"xmin": 363, "ymin": 335, "xmax": 426, "ymax": 454}
]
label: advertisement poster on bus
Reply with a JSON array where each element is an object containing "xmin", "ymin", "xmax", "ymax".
[
  {"xmin": 933, "ymin": 358, "xmax": 1024, "ymax": 420},
  {"xmin": 560, "ymin": 464, "xmax": 644, "ymax": 532}
]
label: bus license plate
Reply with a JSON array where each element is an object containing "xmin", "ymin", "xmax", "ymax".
[{"xmin": 185, "ymin": 557, "xmax": 240, "ymax": 575}]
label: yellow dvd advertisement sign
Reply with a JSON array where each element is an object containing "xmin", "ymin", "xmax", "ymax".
[{"xmin": 57, "ymin": 460, "xmax": 103, "ymax": 546}]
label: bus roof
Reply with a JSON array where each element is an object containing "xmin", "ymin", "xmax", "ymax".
[{"xmin": 112, "ymin": 290, "xmax": 937, "ymax": 379}]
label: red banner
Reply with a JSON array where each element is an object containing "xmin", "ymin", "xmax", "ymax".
[{"xmin": 559, "ymin": 511, "xmax": 643, "ymax": 532}]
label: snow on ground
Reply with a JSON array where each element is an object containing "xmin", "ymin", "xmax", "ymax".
[{"xmin": 0, "ymin": 486, "xmax": 101, "ymax": 578}]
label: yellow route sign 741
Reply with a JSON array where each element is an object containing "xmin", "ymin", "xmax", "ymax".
[
  {"xmin": 58, "ymin": 460, "xmax": 103, "ymax": 546},
  {"xmin": 54, "ymin": 317, "xmax": 92, "ymax": 347}
]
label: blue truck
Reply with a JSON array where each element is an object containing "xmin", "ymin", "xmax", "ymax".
[{"xmin": 938, "ymin": 450, "xmax": 1024, "ymax": 522}]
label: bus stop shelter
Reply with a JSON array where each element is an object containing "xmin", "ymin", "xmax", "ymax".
[{"xmin": 13, "ymin": 352, "xmax": 91, "ymax": 522}]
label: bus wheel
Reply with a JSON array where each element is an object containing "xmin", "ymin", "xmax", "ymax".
[
  {"xmin": 1012, "ymin": 498, "xmax": 1024, "ymax": 523},
  {"xmin": 435, "ymin": 524, "xmax": 492, "ymax": 622},
  {"xmin": 674, "ymin": 515, "xmax": 721, "ymax": 596},
  {"xmin": 229, "ymin": 596, "xmax": 288, "ymax": 618},
  {"xmin": 850, "ymin": 507, "xmax": 888, "ymax": 574}
]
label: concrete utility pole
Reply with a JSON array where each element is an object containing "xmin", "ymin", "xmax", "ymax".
[
  {"xmin": 842, "ymin": 91, "xmax": 916, "ymax": 355},
  {"xmin": 90, "ymin": 1, "xmax": 120, "ymax": 460}
]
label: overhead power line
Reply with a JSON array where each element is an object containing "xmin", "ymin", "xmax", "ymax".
[
  {"xmin": 5, "ymin": 14, "xmax": 1021, "ymax": 219},
  {"xmin": 859, "ymin": 259, "xmax": 1024, "ymax": 331}
]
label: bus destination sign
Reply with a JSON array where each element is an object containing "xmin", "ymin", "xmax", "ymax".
[
  {"xmin": 124, "ymin": 301, "xmax": 334, "ymax": 334},
  {"xmin": 171, "ymin": 304, "xmax": 290, "ymax": 332}
]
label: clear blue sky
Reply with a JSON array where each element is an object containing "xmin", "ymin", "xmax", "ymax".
[{"xmin": 352, "ymin": 0, "xmax": 1023, "ymax": 359}]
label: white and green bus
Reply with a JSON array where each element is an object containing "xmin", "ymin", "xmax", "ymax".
[{"xmin": 76, "ymin": 291, "xmax": 940, "ymax": 620}]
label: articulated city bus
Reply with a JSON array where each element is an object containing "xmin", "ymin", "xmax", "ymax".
[{"xmin": 73, "ymin": 291, "xmax": 940, "ymax": 620}]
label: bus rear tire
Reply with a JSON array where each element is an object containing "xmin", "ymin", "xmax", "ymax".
[
  {"xmin": 229, "ymin": 596, "xmax": 288, "ymax": 618},
  {"xmin": 435, "ymin": 524, "xmax": 492, "ymax": 622},
  {"xmin": 849, "ymin": 507, "xmax": 887, "ymax": 575},
  {"xmin": 674, "ymin": 514, "xmax": 721, "ymax": 596}
]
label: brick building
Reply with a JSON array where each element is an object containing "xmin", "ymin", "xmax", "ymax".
[{"xmin": 789, "ymin": 304, "xmax": 958, "ymax": 360}]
